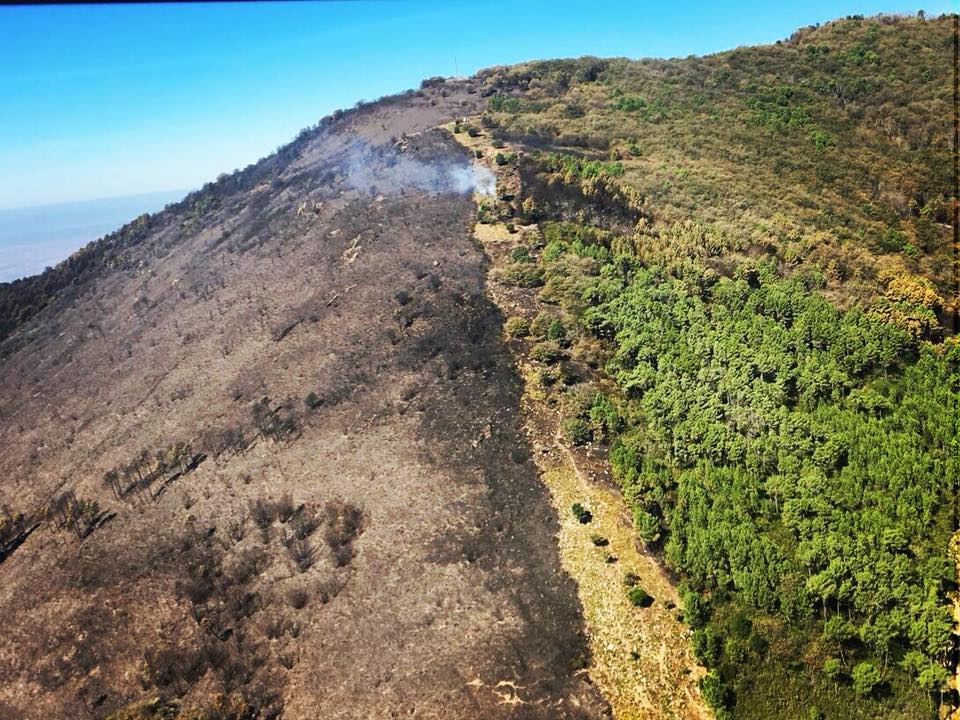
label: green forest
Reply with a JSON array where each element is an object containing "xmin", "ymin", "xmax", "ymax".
[
  {"xmin": 517, "ymin": 219, "xmax": 956, "ymax": 719},
  {"xmin": 472, "ymin": 14, "xmax": 956, "ymax": 717}
]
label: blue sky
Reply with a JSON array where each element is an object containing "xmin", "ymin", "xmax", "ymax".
[{"xmin": 0, "ymin": 0, "xmax": 950, "ymax": 210}]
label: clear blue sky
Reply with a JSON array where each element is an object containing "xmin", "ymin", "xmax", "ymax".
[{"xmin": 0, "ymin": 0, "xmax": 949, "ymax": 210}]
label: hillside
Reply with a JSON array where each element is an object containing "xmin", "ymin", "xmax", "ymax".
[
  {"xmin": 0, "ymin": 11, "xmax": 956, "ymax": 720},
  {"xmin": 477, "ymin": 12, "xmax": 954, "ymax": 335},
  {"xmin": 451, "ymin": 11, "xmax": 957, "ymax": 720},
  {"xmin": 0, "ymin": 85, "xmax": 612, "ymax": 719}
]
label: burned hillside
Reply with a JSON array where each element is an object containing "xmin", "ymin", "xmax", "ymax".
[{"xmin": 0, "ymin": 82, "xmax": 608, "ymax": 719}]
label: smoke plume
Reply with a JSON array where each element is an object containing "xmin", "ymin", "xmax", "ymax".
[{"xmin": 336, "ymin": 141, "xmax": 496, "ymax": 197}]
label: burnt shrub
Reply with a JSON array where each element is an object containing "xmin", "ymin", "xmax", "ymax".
[
  {"xmin": 228, "ymin": 548, "xmax": 266, "ymax": 586},
  {"xmin": 250, "ymin": 498, "xmax": 276, "ymax": 529},
  {"xmin": 316, "ymin": 576, "xmax": 345, "ymax": 604},
  {"xmin": 179, "ymin": 575, "xmax": 215, "ymax": 605},
  {"xmin": 286, "ymin": 587, "xmax": 309, "ymax": 609},
  {"xmin": 288, "ymin": 539, "xmax": 315, "ymax": 573},
  {"xmin": 292, "ymin": 510, "xmax": 318, "ymax": 540},
  {"xmin": 332, "ymin": 544, "xmax": 354, "ymax": 568},
  {"xmin": 263, "ymin": 616, "xmax": 287, "ymax": 640},
  {"xmin": 275, "ymin": 493, "xmax": 297, "ymax": 524},
  {"xmin": 323, "ymin": 500, "xmax": 364, "ymax": 549},
  {"xmin": 228, "ymin": 515, "xmax": 247, "ymax": 542},
  {"xmin": 224, "ymin": 588, "xmax": 262, "ymax": 622}
]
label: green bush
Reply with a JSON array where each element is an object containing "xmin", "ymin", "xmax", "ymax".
[
  {"xmin": 504, "ymin": 316, "xmax": 530, "ymax": 338},
  {"xmin": 700, "ymin": 670, "xmax": 731, "ymax": 709},
  {"xmin": 571, "ymin": 502, "xmax": 593, "ymax": 524},
  {"xmin": 497, "ymin": 263, "xmax": 543, "ymax": 288},
  {"xmin": 546, "ymin": 319, "xmax": 567, "ymax": 341},
  {"xmin": 529, "ymin": 340, "xmax": 564, "ymax": 364},
  {"xmin": 562, "ymin": 417, "xmax": 592, "ymax": 446},
  {"xmin": 534, "ymin": 366, "xmax": 561, "ymax": 387},
  {"xmin": 851, "ymin": 662, "xmax": 881, "ymax": 697},
  {"xmin": 626, "ymin": 585, "xmax": 652, "ymax": 607},
  {"xmin": 510, "ymin": 245, "xmax": 531, "ymax": 262}
]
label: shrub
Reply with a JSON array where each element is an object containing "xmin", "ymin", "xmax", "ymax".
[
  {"xmin": 562, "ymin": 417, "xmax": 593, "ymax": 446},
  {"xmin": 275, "ymin": 493, "xmax": 297, "ymax": 523},
  {"xmin": 316, "ymin": 576, "xmax": 344, "ymax": 604},
  {"xmin": 250, "ymin": 498, "xmax": 276, "ymax": 529},
  {"xmin": 590, "ymin": 534, "xmax": 609, "ymax": 547},
  {"xmin": 505, "ymin": 222, "xmax": 516, "ymax": 233},
  {"xmin": 546, "ymin": 319, "xmax": 567, "ymax": 341},
  {"xmin": 852, "ymin": 661, "xmax": 881, "ymax": 697},
  {"xmin": 292, "ymin": 510, "xmax": 318, "ymax": 540},
  {"xmin": 263, "ymin": 616, "xmax": 287, "ymax": 640},
  {"xmin": 227, "ymin": 516, "xmax": 246, "ymax": 542},
  {"xmin": 323, "ymin": 500, "xmax": 363, "ymax": 548},
  {"xmin": 535, "ymin": 366, "xmax": 561, "ymax": 387},
  {"xmin": 504, "ymin": 316, "xmax": 530, "ymax": 337},
  {"xmin": 633, "ymin": 508, "xmax": 661, "ymax": 542},
  {"xmin": 286, "ymin": 587, "xmax": 309, "ymax": 609},
  {"xmin": 529, "ymin": 341, "xmax": 564, "ymax": 364},
  {"xmin": 304, "ymin": 392, "xmax": 322, "ymax": 410},
  {"xmin": 627, "ymin": 585, "xmax": 653, "ymax": 607},
  {"xmin": 700, "ymin": 671, "xmax": 731, "ymax": 709},
  {"xmin": 497, "ymin": 263, "xmax": 543, "ymax": 288},
  {"xmin": 692, "ymin": 628, "xmax": 721, "ymax": 667},
  {"xmin": 623, "ymin": 571, "xmax": 640, "ymax": 587},
  {"xmin": 571, "ymin": 502, "xmax": 593, "ymax": 524},
  {"xmin": 288, "ymin": 539, "xmax": 314, "ymax": 573},
  {"xmin": 822, "ymin": 657, "xmax": 843, "ymax": 682},
  {"xmin": 495, "ymin": 152, "xmax": 508, "ymax": 166},
  {"xmin": 510, "ymin": 245, "xmax": 531, "ymax": 262},
  {"xmin": 681, "ymin": 586, "xmax": 710, "ymax": 629}
]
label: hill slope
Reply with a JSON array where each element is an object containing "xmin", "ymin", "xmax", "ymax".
[
  {"xmin": 0, "ymin": 84, "xmax": 609, "ymax": 719},
  {"xmin": 451, "ymin": 11, "xmax": 957, "ymax": 720}
]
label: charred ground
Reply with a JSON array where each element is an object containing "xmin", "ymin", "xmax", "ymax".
[{"xmin": 0, "ymin": 82, "xmax": 607, "ymax": 719}]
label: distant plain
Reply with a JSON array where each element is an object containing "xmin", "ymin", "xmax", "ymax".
[{"xmin": 0, "ymin": 189, "xmax": 185, "ymax": 282}]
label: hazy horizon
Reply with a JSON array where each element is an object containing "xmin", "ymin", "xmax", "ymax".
[{"xmin": 0, "ymin": 189, "xmax": 187, "ymax": 282}]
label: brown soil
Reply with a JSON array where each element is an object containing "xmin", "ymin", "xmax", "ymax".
[{"xmin": 0, "ymin": 83, "xmax": 608, "ymax": 719}]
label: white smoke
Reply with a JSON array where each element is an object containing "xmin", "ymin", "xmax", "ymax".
[
  {"xmin": 337, "ymin": 141, "xmax": 496, "ymax": 197},
  {"xmin": 449, "ymin": 164, "xmax": 496, "ymax": 196}
]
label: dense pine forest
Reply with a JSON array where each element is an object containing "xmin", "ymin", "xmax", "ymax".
[{"xmin": 470, "ymin": 12, "xmax": 957, "ymax": 720}]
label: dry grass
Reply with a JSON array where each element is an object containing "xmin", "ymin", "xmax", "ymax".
[{"xmin": 453, "ymin": 124, "xmax": 712, "ymax": 720}]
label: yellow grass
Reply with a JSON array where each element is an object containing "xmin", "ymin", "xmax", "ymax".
[{"xmin": 447, "ymin": 121, "xmax": 712, "ymax": 720}]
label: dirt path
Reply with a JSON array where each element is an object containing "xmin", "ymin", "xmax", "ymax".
[{"xmin": 447, "ymin": 123, "xmax": 712, "ymax": 720}]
